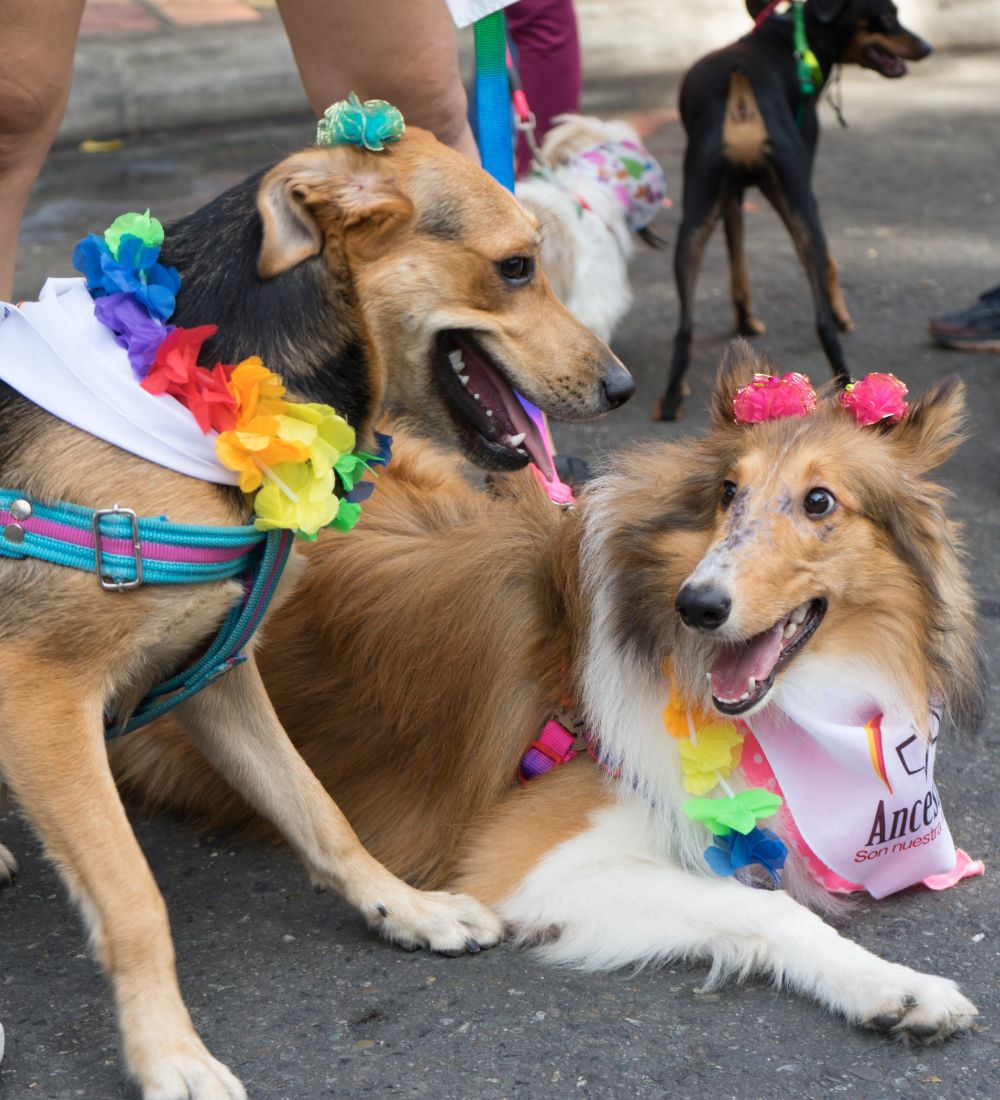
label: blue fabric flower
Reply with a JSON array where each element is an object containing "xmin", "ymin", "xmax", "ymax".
[
  {"xmin": 344, "ymin": 479, "xmax": 376, "ymax": 504},
  {"xmin": 71, "ymin": 233, "xmax": 114, "ymax": 291},
  {"xmin": 704, "ymin": 826, "xmax": 787, "ymax": 885},
  {"xmin": 93, "ymin": 293, "xmax": 173, "ymax": 379},
  {"xmin": 373, "ymin": 431, "xmax": 393, "ymax": 467},
  {"xmin": 72, "ymin": 232, "xmax": 181, "ymax": 322}
]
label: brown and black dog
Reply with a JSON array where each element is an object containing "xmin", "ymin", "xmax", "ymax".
[
  {"xmin": 0, "ymin": 129, "xmax": 630, "ymax": 1099},
  {"xmin": 656, "ymin": 0, "xmax": 931, "ymax": 420}
]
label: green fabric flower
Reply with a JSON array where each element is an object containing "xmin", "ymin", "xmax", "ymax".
[
  {"xmin": 105, "ymin": 210, "xmax": 164, "ymax": 258},
  {"xmin": 684, "ymin": 789, "xmax": 783, "ymax": 837},
  {"xmin": 329, "ymin": 498, "xmax": 362, "ymax": 533},
  {"xmin": 316, "ymin": 92, "xmax": 405, "ymax": 152}
]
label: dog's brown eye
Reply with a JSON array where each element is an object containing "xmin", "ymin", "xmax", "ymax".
[
  {"xmin": 720, "ymin": 480, "xmax": 737, "ymax": 509},
  {"xmin": 497, "ymin": 256, "xmax": 534, "ymax": 286},
  {"xmin": 804, "ymin": 488, "xmax": 836, "ymax": 517}
]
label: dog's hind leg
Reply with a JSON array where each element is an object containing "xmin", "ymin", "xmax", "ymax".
[
  {"xmin": 0, "ymin": 651, "xmax": 246, "ymax": 1100},
  {"xmin": 498, "ymin": 805, "xmax": 978, "ymax": 1042},
  {"xmin": 826, "ymin": 253, "xmax": 854, "ymax": 333},
  {"xmin": 757, "ymin": 154, "xmax": 850, "ymax": 385},
  {"xmin": 655, "ymin": 148, "xmax": 722, "ymax": 422},
  {"xmin": 722, "ymin": 186, "xmax": 766, "ymax": 337},
  {"xmin": 175, "ymin": 657, "xmax": 505, "ymax": 954}
]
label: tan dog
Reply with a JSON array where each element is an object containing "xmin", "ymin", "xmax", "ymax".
[
  {"xmin": 117, "ymin": 341, "xmax": 982, "ymax": 1043},
  {"xmin": 0, "ymin": 127, "xmax": 630, "ymax": 1099}
]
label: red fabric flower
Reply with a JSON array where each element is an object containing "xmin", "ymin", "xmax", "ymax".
[
  {"xmin": 733, "ymin": 372, "xmax": 816, "ymax": 425},
  {"xmin": 141, "ymin": 324, "xmax": 238, "ymax": 434},
  {"xmin": 838, "ymin": 372, "xmax": 909, "ymax": 426}
]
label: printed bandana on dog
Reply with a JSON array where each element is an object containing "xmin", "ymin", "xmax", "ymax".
[
  {"xmin": 564, "ymin": 139, "xmax": 666, "ymax": 232},
  {"xmin": 741, "ymin": 686, "xmax": 976, "ymax": 899}
]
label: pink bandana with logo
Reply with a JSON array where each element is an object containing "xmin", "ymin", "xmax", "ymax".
[{"xmin": 741, "ymin": 689, "xmax": 983, "ymax": 898}]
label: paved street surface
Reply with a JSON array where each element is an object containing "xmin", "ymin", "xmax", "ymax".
[{"xmin": 3, "ymin": 53, "xmax": 999, "ymax": 1100}]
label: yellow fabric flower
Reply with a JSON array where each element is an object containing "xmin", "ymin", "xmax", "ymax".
[
  {"xmin": 253, "ymin": 461, "xmax": 340, "ymax": 537},
  {"xmin": 215, "ymin": 415, "xmax": 308, "ymax": 493},
  {"xmin": 228, "ymin": 357, "xmax": 287, "ymax": 421},
  {"xmin": 678, "ymin": 720, "xmax": 744, "ymax": 796},
  {"xmin": 275, "ymin": 402, "xmax": 356, "ymax": 477}
]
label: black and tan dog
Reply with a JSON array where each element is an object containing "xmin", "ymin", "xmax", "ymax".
[
  {"xmin": 656, "ymin": 0, "xmax": 931, "ymax": 420},
  {"xmin": 0, "ymin": 130, "xmax": 631, "ymax": 1099}
]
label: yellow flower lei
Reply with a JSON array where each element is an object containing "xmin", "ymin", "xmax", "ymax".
[{"xmin": 215, "ymin": 359, "xmax": 365, "ymax": 538}]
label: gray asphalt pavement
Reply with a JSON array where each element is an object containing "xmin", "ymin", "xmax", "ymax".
[{"xmin": 3, "ymin": 52, "xmax": 999, "ymax": 1100}]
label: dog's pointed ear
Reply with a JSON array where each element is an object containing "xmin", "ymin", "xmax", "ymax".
[
  {"xmin": 709, "ymin": 338, "xmax": 764, "ymax": 429},
  {"xmin": 887, "ymin": 376, "xmax": 968, "ymax": 473},
  {"xmin": 810, "ymin": 0, "xmax": 848, "ymax": 23},
  {"xmin": 257, "ymin": 149, "xmax": 414, "ymax": 279}
]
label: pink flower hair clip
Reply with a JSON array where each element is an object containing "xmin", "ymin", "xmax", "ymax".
[
  {"xmin": 838, "ymin": 372, "xmax": 909, "ymax": 426},
  {"xmin": 733, "ymin": 372, "xmax": 816, "ymax": 425}
]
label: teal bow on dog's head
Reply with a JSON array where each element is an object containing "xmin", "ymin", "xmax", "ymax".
[{"xmin": 316, "ymin": 92, "xmax": 405, "ymax": 152}]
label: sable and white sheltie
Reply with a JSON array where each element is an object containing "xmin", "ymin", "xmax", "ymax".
[{"xmin": 115, "ymin": 340, "xmax": 984, "ymax": 1041}]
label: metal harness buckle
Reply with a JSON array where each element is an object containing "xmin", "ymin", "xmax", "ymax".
[{"xmin": 93, "ymin": 505, "xmax": 143, "ymax": 591}]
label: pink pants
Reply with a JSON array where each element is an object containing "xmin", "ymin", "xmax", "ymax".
[{"xmin": 505, "ymin": 0, "xmax": 581, "ymax": 176}]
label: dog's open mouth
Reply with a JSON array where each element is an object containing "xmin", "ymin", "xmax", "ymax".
[
  {"xmin": 860, "ymin": 41, "xmax": 908, "ymax": 78},
  {"xmin": 434, "ymin": 331, "xmax": 555, "ymax": 480},
  {"xmin": 709, "ymin": 598, "xmax": 827, "ymax": 715}
]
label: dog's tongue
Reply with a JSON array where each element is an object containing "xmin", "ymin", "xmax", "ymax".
[{"xmin": 710, "ymin": 623, "xmax": 785, "ymax": 701}]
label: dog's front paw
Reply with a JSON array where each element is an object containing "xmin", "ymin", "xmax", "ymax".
[
  {"xmin": 366, "ymin": 886, "xmax": 505, "ymax": 956},
  {"xmin": 130, "ymin": 1038, "xmax": 246, "ymax": 1100},
  {"xmin": 860, "ymin": 970, "xmax": 978, "ymax": 1044},
  {"xmin": 0, "ymin": 842, "xmax": 17, "ymax": 885}
]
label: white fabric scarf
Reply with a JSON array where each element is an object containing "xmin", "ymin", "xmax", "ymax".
[
  {"xmin": 746, "ymin": 684, "xmax": 957, "ymax": 899},
  {"xmin": 0, "ymin": 278, "xmax": 237, "ymax": 485}
]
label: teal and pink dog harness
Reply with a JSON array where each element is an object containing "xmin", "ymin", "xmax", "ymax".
[{"xmin": 0, "ymin": 490, "xmax": 291, "ymax": 738}]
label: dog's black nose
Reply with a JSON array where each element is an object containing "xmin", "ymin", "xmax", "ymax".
[
  {"xmin": 676, "ymin": 584, "xmax": 732, "ymax": 631},
  {"xmin": 600, "ymin": 360, "xmax": 636, "ymax": 409}
]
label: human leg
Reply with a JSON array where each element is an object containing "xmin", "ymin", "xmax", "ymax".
[
  {"xmin": 505, "ymin": 0, "xmax": 581, "ymax": 174},
  {"xmin": 0, "ymin": 0, "xmax": 85, "ymax": 299}
]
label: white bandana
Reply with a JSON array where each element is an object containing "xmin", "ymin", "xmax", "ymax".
[
  {"xmin": 744, "ymin": 686, "xmax": 959, "ymax": 899},
  {"xmin": 0, "ymin": 278, "xmax": 237, "ymax": 485}
]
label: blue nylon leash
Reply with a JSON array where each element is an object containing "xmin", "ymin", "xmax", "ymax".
[
  {"xmin": 473, "ymin": 10, "xmax": 551, "ymax": 452},
  {"xmin": 474, "ymin": 11, "xmax": 516, "ymax": 192}
]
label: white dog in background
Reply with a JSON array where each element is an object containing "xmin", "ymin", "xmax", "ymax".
[{"xmin": 516, "ymin": 114, "xmax": 666, "ymax": 343}]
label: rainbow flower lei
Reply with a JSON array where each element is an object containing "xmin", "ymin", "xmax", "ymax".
[
  {"xmin": 663, "ymin": 675, "xmax": 788, "ymax": 885},
  {"xmin": 72, "ymin": 211, "xmax": 385, "ymax": 539}
]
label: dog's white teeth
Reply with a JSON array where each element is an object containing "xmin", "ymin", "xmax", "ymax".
[
  {"xmin": 747, "ymin": 677, "xmax": 756, "ymax": 691},
  {"xmin": 517, "ymin": 447, "xmax": 528, "ymax": 457},
  {"xmin": 448, "ymin": 350, "xmax": 464, "ymax": 370},
  {"xmin": 508, "ymin": 432, "xmax": 526, "ymax": 447},
  {"xmin": 458, "ymin": 374, "xmax": 469, "ymax": 386},
  {"xmin": 486, "ymin": 409, "xmax": 493, "ymax": 417},
  {"xmin": 783, "ymin": 622, "xmax": 797, "ymax": 639},
  {"xmin": 790, "ymin": 603, "xmax": 809, "ymax": 625},
  {"xmin": 740, "ymin": 691, "xmax": 751, "ymax": 701},
  {"xmin": 473, "ymin": 392, "xmax": 481, "ymax": 402}
]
